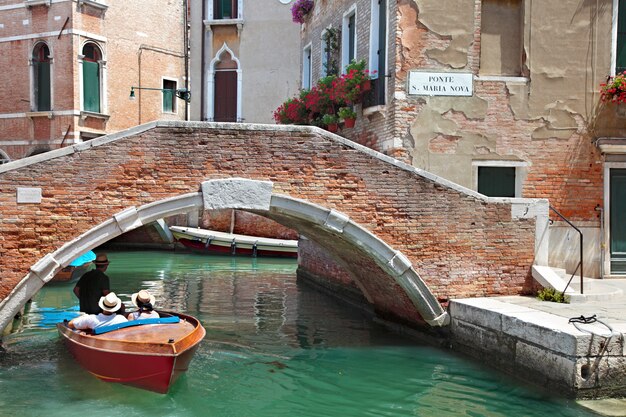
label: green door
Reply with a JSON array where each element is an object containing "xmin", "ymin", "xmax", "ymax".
[
  {"xmin": 83, "ymin": 61, "xmax": 100, "ymax": 113},
  {"xmin": 611, "ymin": 169, "xmax": 626, "ymax": 273}
]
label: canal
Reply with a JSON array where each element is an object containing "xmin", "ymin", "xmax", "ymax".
[{"xmin": 0, "ymin": 250, "xmax": 594, "ymax": 416}]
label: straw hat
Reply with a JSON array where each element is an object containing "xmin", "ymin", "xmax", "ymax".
[
  {"xmin": 94, "ymin": 253, "xmax": 110, "ymax": 266},
  {"xmin": 131, "ymin": 290, "xmax": 156, "ymax": 308},
  {"xmin": 98, "ymin": 292, "xmax": 122, "ymax": 313}
]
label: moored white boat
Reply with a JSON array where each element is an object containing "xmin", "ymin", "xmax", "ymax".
[{"xmin": 169, "ymin": 226, "xmax": 298, "ymax": 258}]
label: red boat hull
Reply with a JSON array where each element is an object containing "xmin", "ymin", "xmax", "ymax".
[
  {"xmin": 57, "ymin": 312, "xmax": 205, "ymax": 393},
  {"xmin": 178, "ymin": 237, "xmax": 298, "ymax": 258}
]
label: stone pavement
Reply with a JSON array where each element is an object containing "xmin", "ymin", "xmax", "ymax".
[{"xmin": 468, "ymin": 279, "xmax": 626, "ymax": 416}]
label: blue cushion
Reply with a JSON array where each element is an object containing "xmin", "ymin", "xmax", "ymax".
[{"xmin": 93, "ymin": 316, "xmax": 180, "ymax": 335}]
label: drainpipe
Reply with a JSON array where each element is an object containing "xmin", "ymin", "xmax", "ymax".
[{"xmin": 183, "ymin": 0, "xmax": 189, "ymax": 121}]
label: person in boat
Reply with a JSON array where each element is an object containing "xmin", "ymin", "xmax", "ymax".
[
  {"xmin": 127, "ymin": 290, "xmax": 160, "ymax": 321},
  {"xmin": 73, "ymin": 253, "xmax": 112, "ymax": 314},
  {"xmin": 68, "ymin": 292, "xmax": 128, "ymax": 330}
]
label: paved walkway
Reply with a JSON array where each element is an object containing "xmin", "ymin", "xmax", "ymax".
[{"xmin": 488, "ymin": 279, "xmax": 626, "ymax": 416}]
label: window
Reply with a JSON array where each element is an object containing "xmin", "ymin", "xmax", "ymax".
[
  {"xmin": 213, "ymin": 0, "xmax": 238, "ymax": 19},
  {"xmin": 32, "ymin": 42, "xmax": 51, "ymax": 111},
  {"xmin": 364, "ymin": 0, "xmax": 387, "ymax": 107},
  {"xmin": 342, "ymin": 9, "xmax": 356, "ymax": 72},
  {"xmin": 479, "ymin": 0, "xmax": 522, "ymax": 76},
  {"xmin": 474, "ymin": 161, "xmax": 528, "ymax": 197},
  {"xmin": 213, "ymin": 49, "xmax": 238, "ymax": 122},
  {"xmin": 163, "ymin": 79, "xmax": 177, "ymax": 113},
  {"xmin": 616, "ymin": 0, "xmax": 626, "ymax": 73},
  {"xmin": 302, "ymin": 44, "xmax": 312, "ymax": 90},
  {"xmin": 321, "ymin": 28, "xmax": 339, "ymax": 77},
  {"xmin": 82, "ymin": 43, "xmax": 102, "ymax": 113}
]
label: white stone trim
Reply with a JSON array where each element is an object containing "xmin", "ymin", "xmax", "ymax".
[
  {"xmin": 604, "ymin": 162, "xmax": 626, "ymax": 276},
  {"xmin": 206, "ymin": 43, "xmax": 242, "ymax": 122},
  {"xmin": 0, "ymin": 28, "xmax": 106, "ymax": 44},
  {"xmin": 341, "ymin": 4, "xmax": 358, "ymax": 73}
]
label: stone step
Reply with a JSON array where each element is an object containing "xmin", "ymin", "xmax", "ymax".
[{"xmin": 532, "ymin": 265, "xmax": 624, "ymax": 303}]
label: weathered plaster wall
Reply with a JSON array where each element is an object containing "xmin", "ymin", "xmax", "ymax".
[{"xmin": 393, "ymin": 0, "xmax": 609, "ymax": 223}]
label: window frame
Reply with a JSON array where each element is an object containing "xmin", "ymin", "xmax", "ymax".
[
  {"xmin": 162, "ymin": 78, "xmax": 178, "ymax": 114},
  {"xmin": 208, "ymin": 0, "xmax": 242, "ymax": 20},
  {"xmin": 341, "ymin": 5, "xmax": 357, "ymax": 73},
  {"xmin": 302, "ymin": 43, "xmax": 312, "ymax": 90},
  {"xmin": 31, "ymin": 41, "xmax": 52, "ymax": 112},
  {"xmin": 80, "ymin": 41, "xmax": 106, "ymax": 114},
  {"xmin": 613, "ymin": 0, "xmax": 626, "ymax": 75},
  {"xmin": 472, "ymin": 160, "xmax": 528, "ymax": 198}
]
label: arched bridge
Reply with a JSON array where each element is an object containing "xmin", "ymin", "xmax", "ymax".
[{"xmin": 0, "ymin": 121, "xmax": 549, "ymax": 333}]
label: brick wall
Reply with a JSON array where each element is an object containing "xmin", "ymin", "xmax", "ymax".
[{"xmin": 0, "ymin": 123, "xmax": 539, "ymax": 324}]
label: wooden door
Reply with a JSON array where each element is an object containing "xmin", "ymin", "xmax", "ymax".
[
  {"xmin": 610, "ymin": 169, "xmax": 626, "ymax": 273},
  {"xmin": 214, "ymin": 70, "xmax": 237, "ymax": 122}
]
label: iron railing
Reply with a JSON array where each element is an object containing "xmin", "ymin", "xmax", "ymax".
[{"xmin": 550, "ymin": 205, "xmax": 583, "ymax": 295}]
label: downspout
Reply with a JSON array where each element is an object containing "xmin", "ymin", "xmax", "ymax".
[
  {"xmin": 138, "ymin": 48, "xmax": 143, "ymax": 125},
  {"xmin": 201, "ymin": 0, "xmax": 206, "ymax": 120},
  {"xmin": 184, "ymin": 0, "xmax": 189, "ymax": 121}
]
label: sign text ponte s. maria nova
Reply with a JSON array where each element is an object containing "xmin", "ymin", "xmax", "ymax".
[{"xmin": 407, "ymin": 71, "xmax": 473, "ymax": 97}]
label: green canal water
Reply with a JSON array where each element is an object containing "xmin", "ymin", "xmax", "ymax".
[{"xmin": 0, "ymin": 251, "xmax": 594, "ymax": 417}]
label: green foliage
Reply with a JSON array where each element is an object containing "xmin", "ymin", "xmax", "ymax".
[
  {"xmin": 338, "ymin": 106, "xmax": 356, "ymax": 120},
  {"xmin": 321, "ymin": 113, "xmax": 339, "ymax": 125},
  {"xmin": 536, "ymin": 287, "xmax": 570, "ymax": 304}
]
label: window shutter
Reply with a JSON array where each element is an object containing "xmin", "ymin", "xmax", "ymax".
[
  {"xmin": 37, "ymin": 62, "xmax": 51, "ymax": 111},
  {"xmin": 163, "ymin": 89, "xmax": 174, "ymax": 112},
  {"xmin": 478, "ymin": 167, "xmax": 516, "ymax": 197},
  {"xmin": 83, "ymin": 61, "xmax": 100, "ymax": 113}
]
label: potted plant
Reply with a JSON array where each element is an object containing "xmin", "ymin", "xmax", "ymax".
[
  {"xmin": 291, "ymin": 0, "xmax": 314, "ymax": 24},
  {"xmin": 321, "ymin": 113, "xmax": 339, "ymax": 133},
  {"xmin": 338, "ymin": 106, "xmax": 356, "ymax": 128}
]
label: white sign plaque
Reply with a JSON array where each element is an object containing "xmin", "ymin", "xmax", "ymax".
[
  {"xmin": 408, "ymin": 71, "xmax": 473, "ymax": 97},
  {"xmin": 17, "ymin": 187, "xmax": 42, "ymax": 204}
]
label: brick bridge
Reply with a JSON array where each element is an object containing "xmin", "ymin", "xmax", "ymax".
[{"xmin": 0, "ymin": 121, "xmax": 549, "ymax": 333}]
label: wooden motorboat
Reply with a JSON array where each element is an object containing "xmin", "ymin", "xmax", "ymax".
[
  {"xmin": 170, "ymin": 226, "xmax": 298, "ymax": 258},
  {"xmin": 50, "ymin": 251, "xmax": 96, "ymax": 283},
  {"xmin": 57, "ymin": 311, "xmax": 206, "ymax": 393}
]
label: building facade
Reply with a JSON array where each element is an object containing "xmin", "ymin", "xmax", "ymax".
[
  {"xmin": 189, "ymin": 0, "xmax": 301, "ymax": 123},
  {"xmin": 296, "ymin": 0, "xmax": 626, "ymax": 278},
  {"xmin": 0, "ymin": 0, "xmax": 187, "ymax": 163}
]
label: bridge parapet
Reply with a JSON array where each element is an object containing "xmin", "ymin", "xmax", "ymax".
[{"xmin": 0, "ymin": 121, "xmax": 548, "ymax": 333}]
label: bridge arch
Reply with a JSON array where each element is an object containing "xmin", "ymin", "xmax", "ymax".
[{"xmin": 0, "ymin": 178, "xmax": 447, "ymax": 333}]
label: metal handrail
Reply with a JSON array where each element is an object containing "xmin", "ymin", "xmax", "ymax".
[{"xmin": 550, "ymin": 206, "xmax": 583, "ymax": 295}]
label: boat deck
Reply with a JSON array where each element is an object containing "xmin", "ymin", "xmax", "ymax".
[{"xmin": 98, "ymin": 321, "xmax": 196, "ymax": 343}]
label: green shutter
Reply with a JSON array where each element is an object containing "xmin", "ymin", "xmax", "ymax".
[
  {"xmin": 221, "ymin": 0, "xmax": 232, "ymax": 18},
  {"xmin": 163, "ymin": 89, "xmax": 174, "ymax": 112},
  {"xmin": 348, "ymin": 14, "xmax": 356, "ymax": 63},
  {"xmin": 610, "ymin": 169, "xmax": 626, "ymax": 273},
  {"xmin": 618, "ymin": 1, "xmax": 626, "ymax": 73},
  {"xmin": 83, "ymin": 61, "xmax": 100, "ymax": 113},
  {"xmin": 37, "ymin": 62, "xmax": 51, "ymax": 111},
  {"xmin": 478, "ymin": 167, "xmax": 516, "ymax": 197}
]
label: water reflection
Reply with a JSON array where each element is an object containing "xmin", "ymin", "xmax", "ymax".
[{"xmin": 0, "ymin": 250, "xmax": 595, "ymax": 417}]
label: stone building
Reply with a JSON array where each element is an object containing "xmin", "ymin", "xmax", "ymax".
[
  {"xmin": 296, "ymin": 0, "xmax": 626, "ymax": 278},
  {"xmin": 188, "ymin": 0, "xmax": 301, "ymax": 123},
  {"xmin": 0, "ymin": 0, "xmax": 187, "ymax": 163}
]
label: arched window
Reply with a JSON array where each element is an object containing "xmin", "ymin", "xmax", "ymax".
[
  {"xmin": 213, "ymin": 50, "xmax": 238, "ymax": 122},
  {"xmin": 32, "ymin": 42, "xmax": 51, "ymax": 111},
  {"xmin": 82, "ymin": 43, "xmax": 102, "ymax": 113}
]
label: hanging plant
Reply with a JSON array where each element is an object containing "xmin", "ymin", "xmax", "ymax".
[{"xmin": 291, "ymin": 0, "xmax": 314, "ymax": 24}]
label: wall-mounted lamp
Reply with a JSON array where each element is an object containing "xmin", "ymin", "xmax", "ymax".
[{"xmin": 129, "ymin": 86, "xmax": 191, "ymax": 102}]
